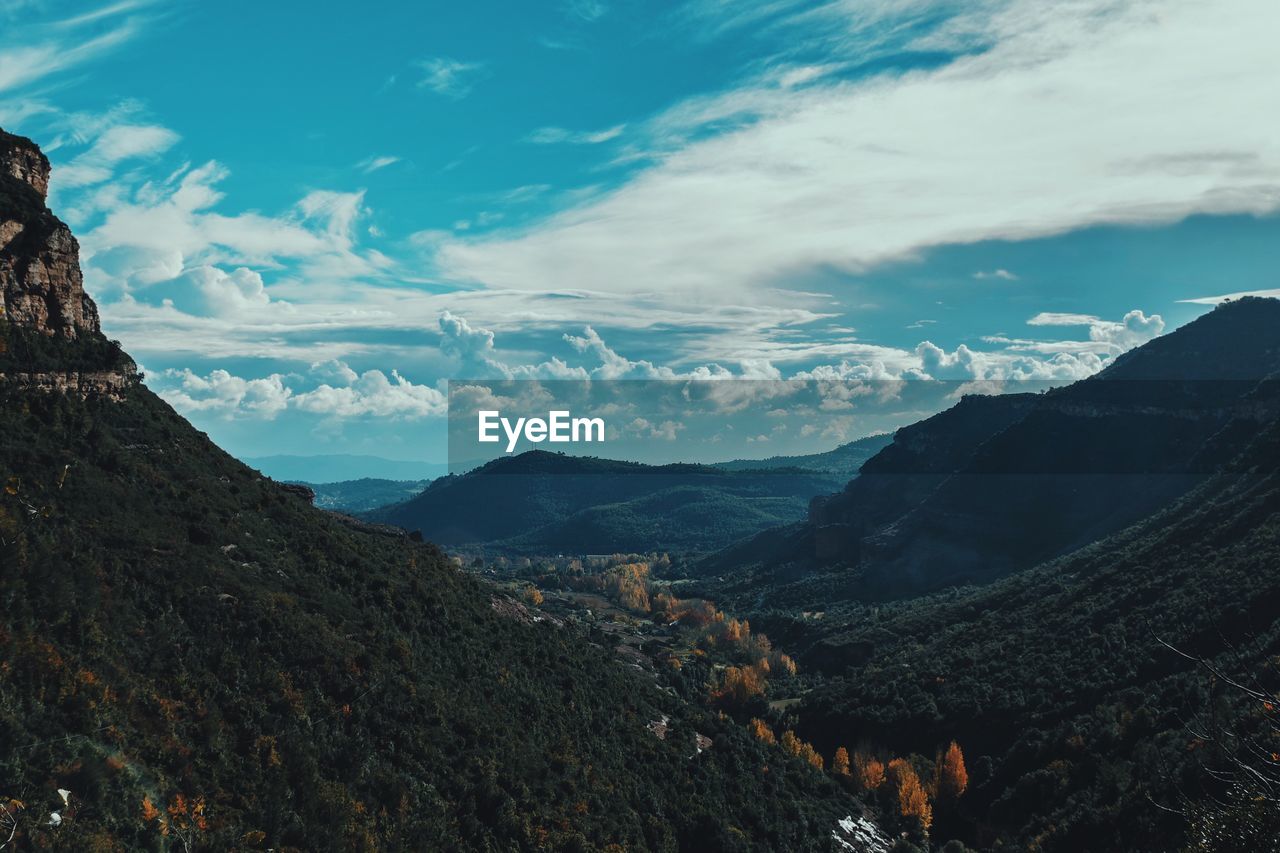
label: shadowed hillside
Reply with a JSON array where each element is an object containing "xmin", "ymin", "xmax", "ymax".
[
  {"xmin": 701, "ymin": 297, "xmax": 1280, "ymax": 601},
  {"xmin": 0, "ymin": 129, "xmax": 865, "ymax": 851},
  {"xmin": 370, "ymin": 451, "xmax": 845, "ymax": 555}
]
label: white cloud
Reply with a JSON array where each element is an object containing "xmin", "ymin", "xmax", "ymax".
[
  {"xmin": 565, "ymin": 0, "xmax": 608, "ymax": 22},
  {"xmin": 158, "ymin": 368, "xmax": 293, "ymax": 419},
  {"xmin": 156, "ymin": 361, "xmax": 447, "ymax": 420},
  {"xmin": 293, "ymin": 369, "xmax": 447, "ymax": 419},
  {"xmin": 138, "ymin": 265, "xmax": 289, "ymax": 318},
  {"xmin": 1178, "ymin": 288, "xmax": 1280, "ymax": 306},
  {"xmin": 356, "ymin": 155, "xmax": 401, "ymax": 173},
  {"xmin": 1027, "ymin": 308, "xmax": 1165, "ymax": 350},
  {"xmin": 55, "ymin": 123, "xmax": 179, "ymax": 190},
  {"xmin": 415, "ymin": 57, "xmax": 485, "ymax": 98},
  {"xmin": 527, "ymin": 124, "xmax": 625, "ymax": 145},
  {"xmin": 0, "ymin": 13, "xmax": 147, "ymax": 94},
  {"xmin": 973, "ymin": 268, "xmax": 1018, "ymax": 281},
  {"xmin": 431, "ymin": 0, "xmax": 1280, "ymax": 300}
]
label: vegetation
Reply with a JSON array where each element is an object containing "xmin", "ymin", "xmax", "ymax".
[
  {"xmin": 0, "ymin": 332, "xmax": 864, "ymax": 850},
  {"xmin": 701, "ymin": 413, "xmax": 1280, "ymax": 849},
  {"xmin": 367, "ymin": 451, "xmax": 844, "ymax": 555}
]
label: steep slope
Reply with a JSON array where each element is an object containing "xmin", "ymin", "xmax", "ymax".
[
  {"xmin": 702, "ymin": 297, "xmax": 1280, "ymax": 600},
  {"xmin": 780, "ymin": 406, "xmax": 1280, "ymax": 850},
  {"xmin": 372, "ymin": 451, "xmax": 843, "ymax": 554},
  {"xmin": 0, "ymin": 129, "xmax": 862, "ymax": 851}
]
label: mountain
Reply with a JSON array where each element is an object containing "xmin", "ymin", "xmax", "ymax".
[
  {"xmin": 368, "ymin": 451, "xmax": 845, "ymax": 555},
  {"xmin": 298, "ymin": 478, "xmax": 433, "ymax": 513},
  {"xmin": 0, "ymin": 129, "xmax": 865, "ymax": 850},
  {"xmin": 243, "ymin": 454, "xmax": 446, "ymax": 483},
  {"xmin": 766, "ymin": 404, "xmax": 1280, "ymax": 850},
  {"xmin": 711, "ymin": 433, "xmax": 894, "ymax": 479},
  {"xmin": 701, "ymin": 297, "xmax": 1280, "ymax": 602}
]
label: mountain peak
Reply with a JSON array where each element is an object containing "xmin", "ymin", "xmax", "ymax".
[
  {"xmin": 1, "ymin": 126, "xmax": 100, "ymax": 339},
  {"xmin": 0, "ymin": 128, "xmax": 51, "ymax": 199}
]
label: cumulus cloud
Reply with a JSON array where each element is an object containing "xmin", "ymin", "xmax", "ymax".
[
  {"xmin": 293, "ymin": 370, "xmax": 447, "ymax": 419},
  {"xmin": 73, "ymin": 160, "xmax": 385, "ymax": 320},
  {"xmin": 156, "ymin": 361, "xmax": 446, "ymax": 420},
  {"xmin": 158, "ymin": 368, "xmax": 292, "ymax": 419},
  {"xmin": 1027, "ymin": 309, "xmax": 1165, "ymax": 350},
  {"xmin": 137, "ymin": 265, "xmax": 289, "ymax": 318}
]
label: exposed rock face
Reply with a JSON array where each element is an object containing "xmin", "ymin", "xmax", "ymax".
[
  {"xmin": 1, "ymin": 129, "xmax": 50, "ymax": 198},
  {"xmin": 1, "ymin": 128, "xmax": 100, "ymax": 338},
  {"xmin": 1, "ymin": 127, "xmax": 133, "ymax": 399}
]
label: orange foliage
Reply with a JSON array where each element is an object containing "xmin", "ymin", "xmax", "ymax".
[
  {"xmin": 716, "ymin": 662, "xmax": 768, "ymax": 705},
  {"xmin": 937, "ymin": 740, "xmax": 968, "ymax": 800},
  {"xmin": 605, "ymin": 562, "xmax": 651, "ymax": 612},
  {"xmin": 141, "ymin": 796, "xmax": 161, "ymax": 822},
  {"xmin": 748, "ymin": 717, "xmax": 776, "ymax": 745},
  {"xmin": 854, "ymin": 752, "xmax": 886, "ymax": 790},
  {"xmin": 779, "ymin": 730, "xmax": 823, "ymax": 768},
  {"xmin": 833, "ymin": 746, "xmax": 851, "ymax": 776},
  {"xmin": 889, "ymin": 759, "xmax": 932, "ymax": 830}
]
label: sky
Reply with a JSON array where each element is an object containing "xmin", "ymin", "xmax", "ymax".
[{"xmin": 2, "ymin": 0, "xmax": 1278, "ymax": 467}]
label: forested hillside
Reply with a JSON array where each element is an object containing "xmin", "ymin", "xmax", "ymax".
[
  {"xmin": 370, "ymin": 451, "xmax": 843, "ymax": 555},
  {"xmin": 0, "ymin": 128, "xmax": 867, "ymax": 851}
]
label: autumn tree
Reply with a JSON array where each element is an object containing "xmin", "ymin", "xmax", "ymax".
[
  {"xmin": 889, "ymin": 758, "xmax": 932, "ymax": 831},
  {"xmin": 748, "ymin": 718, "xmax": 776, "ymax": 745},
  {"xmin": 781, "ymin": 730, "xmax": 802, "ymax": 757},
  {"xmin": 799, "ymin": 741, "xmax": 824, "ymax": 771},
  {"xmin": 937, "ymin": 740, "xmax": 968, "ymax": 800},
  {"xmin": 716, "ymin": 662, "xmax": 768, "ymax": 706},
  {"xmin": 833, "ymin": 746, "xmax": 851, "ymax": 776},
  {"xmin": 854, "ymin": 752, "xmax": 886, "ymax": 790},
  {"xmin": 767, "ymin": 650, "xmax": 798, "ymax": 677},
  {"xmin": 605, "ymin": 562, "xmax": 651, "ymax": 612}
]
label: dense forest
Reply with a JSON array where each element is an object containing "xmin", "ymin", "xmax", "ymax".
[
  {"xmin": 369, "ymin": 451, "xmax": 845, "ymax": 555},
  {"xmin": 0, "ymin": 319, "xmax": 868, "ymax": 850}
]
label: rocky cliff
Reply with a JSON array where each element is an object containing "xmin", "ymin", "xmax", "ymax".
[
  {"xmin": 1, "ymin": 127, "xmax": 133, "ymax": 396},
  {"xmin": 1, "ymin": 128, "xmax": 100, "ymax": 337}
]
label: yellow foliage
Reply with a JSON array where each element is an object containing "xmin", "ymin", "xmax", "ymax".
[
  {"xmin": 937, "ymin": 740, "xmax": 969, "ymax": 800},
  {"xmin": 833, "ymin": 746, "xmax": 851, "ymax": 776},
  {"xmin": 854, "ymin": 752, "xmax": 886, "ymax": 790},
  {"xmin": 889, "ymin": 759, "xmax": 933, "ymax": 830},
  {"xmin": 748, "ymin": 717, "xmax": 776, "ymax": 745}
]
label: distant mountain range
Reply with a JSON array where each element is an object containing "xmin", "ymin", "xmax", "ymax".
[
  {"xmin": 710, "ymin": 433, "xmax": 893, "ymax": 478},
  {"xmin": 243, "ymin": 453, "xmax": 447, "ymax": 483},
  {"xmin": 685, "ymin": 296, "xmax": 1280, "ymax": 848},
  {"xmin": 297, "ymin": 478, "xmax": 432, "ymax": 513},
  {"xmin": 702, "ymin": 296, "xmax": 1280, "ymax": 601},
  {"xmin": 368, "ymin": 451, "xmax": 846, "ymax": 555}
]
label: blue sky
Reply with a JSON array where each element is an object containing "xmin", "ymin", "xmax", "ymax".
[{"xmin": 2, "ymin": 0, "xmax": 1277, "ymax": 465}]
